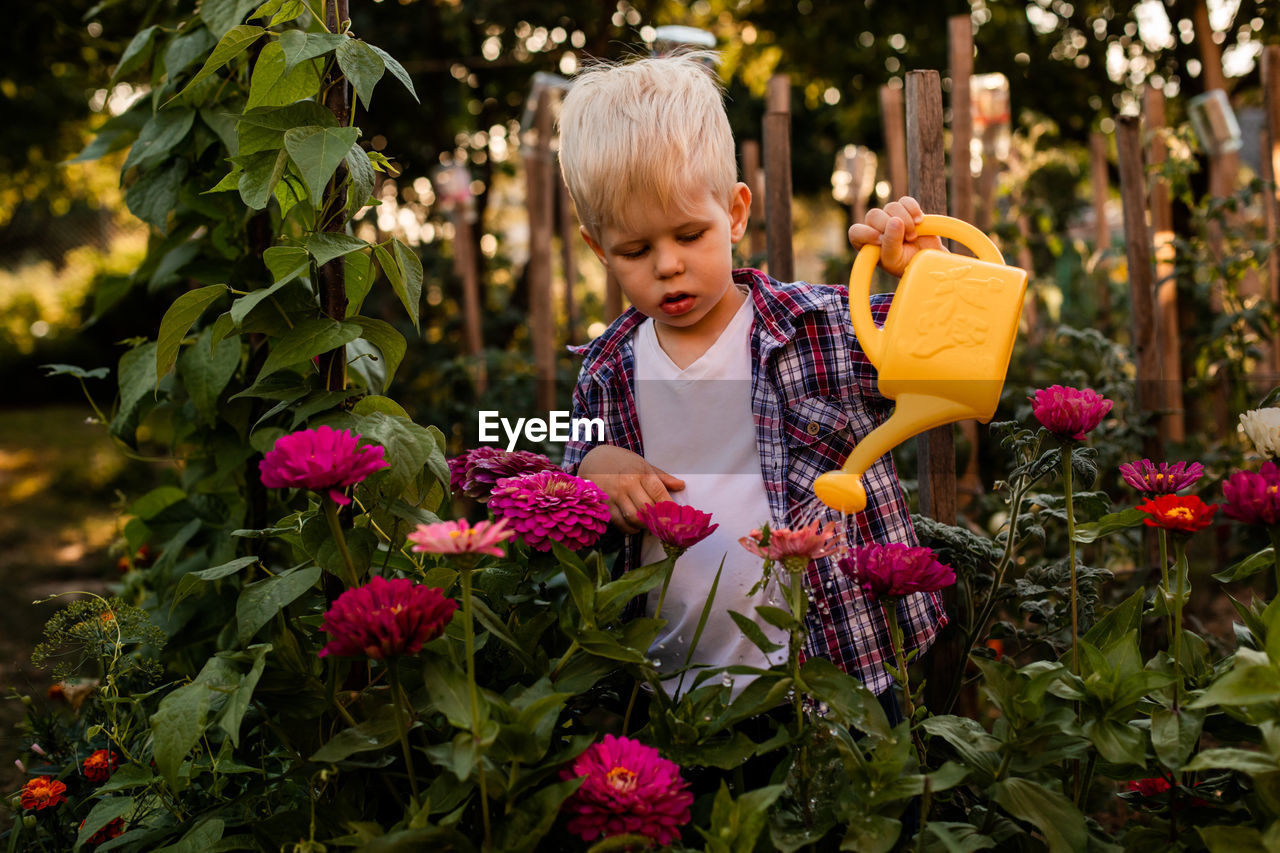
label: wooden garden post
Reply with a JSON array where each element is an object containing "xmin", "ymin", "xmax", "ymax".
[
  {"xmin": 905, "ymin": 70, "xmax": 957, "ymax": 527},
  {"xmin": 526, "ymin": 89, "xmax": 556, "ymax": 411},
  {"xmin": 1089, "ymin": 132, "xmax": 1113, "ymax": 334},
  {"xmin": 880, "ymin": 85, "xmax": 908, "ymax": 199},
  {"xmin": 318, "ymin": 0, "xmax": 351, "ymax": 393},
  {"xmin": 1264, "ymin": 46, "xmax": 1280, "ymax": 380},
  {"xmin": 1143, "ymin": 88, "xmax": 1185, "ymax": 443},
  {"xmin": 1115, "ymin": 116, "xmax": 1165, "ymax": 463},
  {"xmin": 450, "ymin": 184, "xmax": 487, "ymax": 392},
  {"xmin": 764, "ymin": 74, "xmax": 795, "ymax": 282},
  {"xmin": 740, "ymin": 139, "xmax": 767, "ymax": 262}
]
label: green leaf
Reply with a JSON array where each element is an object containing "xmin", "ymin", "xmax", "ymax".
[
  {"xmin": 1083, "ymin": 717, "xmax": 1146, "ymax": 767},
  {"xmin": 279, "ymin": 30, "xmax": 345, "ymax": 73},
  {"xmin": 311, "ymin": 704, "xmax": 401, "ymax": 762},
  {"xmin": 345, "ymin": 246, "xmax": 374, "ymax": 315},
  {"xmin": 1198, "ymin": 826, "xmax": 1270, "ymax": 853},
  {"xmin": 150, "ymin": 818, "xmax": 225, "ymax": 853},
  {"xmin": 163, "ymin": 28, "xmax": 216, "ymax": 84},
  {"xmin": 1072, "ymin": 507, "xmax": 1146, "ymax": 543},
  {"xmin": 1185, "ymin": 747, "xmax": 1280, "ymax": 775},
  {"xmin": 236, "ymin": 148, "xmax": 290, "ymax": 210},
  {"xmin": 421, "ymin": 660, "xmax": 478, "ymax": 730},
  {"xmin": 1214, "ymin": 547, "xmax": 1277, "ymax": 583},
  {"xmin": 258, "ymin": 318, "xmax": 360, "ymax": 380},
  {"xmin": 392, "ymin": 239, "xmax": 423, "ymax": 330},
  {"xmin": 756, "ymin": 605, "xmax": 798, "ymax": 631},
  {"xmin": 839, "ymin": 813, "xmax": 901, "ymax": 853},
  {"xmin": 990, "ymin": 778, "xmax": 1087, "ymax": 853},
  {"xmin": 156, "ymin": 284, "xmax": 227, "ymax": 380},
  {"xmin": 494, "ymin": 777, "xmax": 583, "ymax": 853},
  {"xmin": 264, "ymin": 244, "xmax": 311, "ymax": 285},
  {"xmin": 348, "ymin": 410, "xmax": 439, "ymax": 496},
  {"xmin": 148, "ymin": 240, "xmax": 202, "ymax": 292},
  {"xmin": 42, "ymin": 363, "xmax": 109, "ymax": 381},
  {"xmin": 236, "ymin": 566, "xmax": 321, "ymax": 644},
  {"xmin": 351, "ymin": 316, "xmax": 406, "ymax": 390},
  {"xmin": 180, "ymin": 328, "xmax": 241, "ymax": 426},
  {"xmin": 124, "ymin": 108, "xmax": 196, "ymax": 172},
  {"xmin": 193, "ymin": 556, "xmax": 259, "ymax": 581},
  {"xmin": 216, "ymin": 644, "xmax": 271, "ymax": 746},
  {"xmin": 729, "ymin": 609, "xmax": 784, "ymax": 655},
  {"xmin": 113, "ymin": 26, "xmax": 159, "ymax": 83},
  {"xmin": 126, "ymin": 160, "xmax": 188, "ymax": 230},
  {"xmin": 76, "ymin": 797, "xmax": 135, "ymax": 848},
  {"xmin": 921, "ymin": 822, "xmax": 996, "ymax": 853},
  {"xmin": 920, "ymin": 715, "xmax": 1001, "ymax": 781},
  {"xmin": 129, "ymin": 485, "xmax": 186, "ymax": 520},
  {"xmin": 1080, "ymin": 587, "xmax": 1144, "ymax": 650},
  {"xmin": 369, "ymin": 44, "xmax": 418, "ymax": 102},
  {"xmin": 345, "ymin": 144, "xmax": 376, "ymax": 218},
  {"xmin": 284, "ymin": 125, "xmax": 360, "ymax": 207},
  {"xmin": 335, "ymin": 38, "xmax": 385, "ymax": 110},
  {"xmin": 246, "ymin": 41, "xmax": 322, "ymax": 110},
  {"xmin": 117, "ymin": 341, "xmax": 159, "ymax": 426},
  {"xmin": 200, "ymin": 0, "xmax": 262, "ymax": 38},
  {"xmin": 800, "ymin": 657, "xmax": 891, "ymax": 739},
  {"xmin": 252, "ymin": 0, "xmax": 307, "ymax": 26},
  {"xmin": 95, "ymin": 763, "xmax": 155, "ymax": 795},
  {"xmin": 151, "ymin": 682, "xmax": 212, "ymax": 789},
  {"xmin": 182, "ymin": 24, "xmax": 264, "ymax": 93},
  {"xmin": 303, "ymin": 232, "xmax": 370, "ymax": 267},
  {"xmin": 1189, "ymin": 663, "xmax": 1280, "ymax": 707},
  {"xmin": 237, "ymin": 100, "xmax": 337, "ymax": 156},
  {"xmin": 562, "ymin": 559, "xmax": 596, "ymax": 626},
  {"xmin": 1151, "ymin": 706, "xmax": 1205, "ymax": 771}
]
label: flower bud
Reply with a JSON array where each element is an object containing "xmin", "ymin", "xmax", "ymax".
[
  {"xmin": 14, "ymin": 760, "xmax": 24, "ymax": 773},
  {"xmin": 29, "ymin": 743, "xmax": 45, "ymax": 757},
  {"xmin": 22, "ymin": 815, "xmax": 36, "ymax": 830}
]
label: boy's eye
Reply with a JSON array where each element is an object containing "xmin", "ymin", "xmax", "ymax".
[
  {"xmin": 618, "ymin": 246, "xmax": 648, "ymax": 259},
  {"xmin": 677, "ymin": 231, "xmax": 705, "ymax": 243}
]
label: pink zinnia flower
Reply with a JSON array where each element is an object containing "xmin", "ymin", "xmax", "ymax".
[
  {"xmin": 560, "ymin": 734, "xmax": 693, "ymax": 846},
  {"xmin": 837, "ymin": 542, "xmax": 956, "ymax": 600},
  {"xmin": 488, "ymin": 471, "xmax": 610, "ymax": 552},
  {"xmin": 406, "ymin": 518, "xmax": 513, "ymax": 558},
  {"xmin": 1030, "ymin": 385, "xmax": 1113, "ymax": 441},
  {"xmin": 637, "ymin": 501, "xmax": 718, "ymax": 556},
  {"xmin": 259, "ymin": 426, "xmax": 388, "ymax": 505},
  {"xmin": 739, "ymin": 520, "xmax": 842, "ymax": 572},
  {"xmin": 318, "ymin": 576, "xmax": 457, "ymax": 660},
  {"xmin": 447, "ymin": 451, "xmax": 472, "ymax": 495},
  {"xmin": 1222, "ymin": 461, "xmax": 1280, "ymax": 527},
  {"xmin": 1118, "ymin": 459, "xmax": 1204, "ymax": 494},
  {"xmin": 82, "ymin": 749, "xmax": 118, "ymax": 783},
  {"xmin": 459, "ymin": 447, "xmax": 558, "ymax": 502}
]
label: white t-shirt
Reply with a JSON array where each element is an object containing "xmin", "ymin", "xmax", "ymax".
[{"xmin": 634, "ymin": 294, "xmax": 789, "ymax": 698}]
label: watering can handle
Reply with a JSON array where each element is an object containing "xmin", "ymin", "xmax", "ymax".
[{"xmin": 848, "ymin": 214, "xmax": 1005, "ymax": 366}]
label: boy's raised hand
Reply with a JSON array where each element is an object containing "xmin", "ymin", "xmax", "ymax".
[
  {"xmin": 847, "ymin": 196, "xmax": 945, "ymax": 278},
  {"xmin": 577, "ymin": 445, "xmax": 685, "ymax": 534}
]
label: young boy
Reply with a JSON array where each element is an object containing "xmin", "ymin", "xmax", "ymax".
[{"xmin": 558, "ymin": 52, "xmax": 946, "ymax": 700}]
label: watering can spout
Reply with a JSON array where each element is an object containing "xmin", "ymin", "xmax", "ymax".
[{"xmin": 816, "ymin": 215, "xmax": 1028, "ymax": 515}]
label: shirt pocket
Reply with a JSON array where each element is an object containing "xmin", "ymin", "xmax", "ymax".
[{"xmin": 782, "ymin": 396, "xmax": 850, "ymax": 447}]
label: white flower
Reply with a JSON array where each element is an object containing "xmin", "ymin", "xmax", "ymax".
[{"xmin": 1240, "ymin": 408, "xmax": 1280, "ymax": 458}]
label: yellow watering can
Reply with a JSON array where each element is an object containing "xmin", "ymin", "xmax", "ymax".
[{"xmin": 814, "ymin": 215, "xmax": 1029, "ymax": 514}]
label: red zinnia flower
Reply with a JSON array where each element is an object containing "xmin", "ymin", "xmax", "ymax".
[
  {"xmin": 259, "ymin": 426, "xmax": 388, "ymax": 505},
  {"xmin": 1118, "ymin": 459, "xmax": 1204, "ymax": 495},
  {"xmin": 837, "ymin": 542, "xmax": 956, "ymax": 600},
  {"xmin": 1136, "ymin": 494, "xmax": 1218, "ymax": 534},
  {"xmin": 81, "ymin": 817, "xmax": 125, "ymax": 845},
  {"xmin": 637, "ymin": 501, "xmax": 718, "ymax": 556},
  {"xmin": 82, "ymin": 749, "xmax": 118, "ymax": 783},
  {"xmin": 318, "ymin": 576, "xmax": 457, "ymax": 660},
  {"xmin": 406, "ymin": 518, "xmax": 514, "ymax": 558},
  {"xmin": 1031, "ymin": 385, "xmax": 1113, "ymax": 440},
  {"xmin": 560, "ymin": 734, "xmax": 693, "ymax": 846},
  {"xmin": 1126, "ymin": 777, "xmax": 1171, "ymax": 797},
  {"xmin": 20, "ymin": 776, "xmax": 67, "ymax": 811},
  {"xmin": 740, "ymin": 520, "xmax": 842, "ymax": 573},
  {"xmin": 488, "ymin": 471, "xmax": 610, "ymax": 552},
  {"xmin": 1222, "ymin": 461, "xmax": 1280, "ymax": 527}
]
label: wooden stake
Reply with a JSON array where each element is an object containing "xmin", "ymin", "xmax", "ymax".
[
  {"xmin": 557, "ymin": 167, "xmax": 579, "ymax": 345},
  {"xmin": 1262, "ymin": 46, "xmax": 1280, "ymax": 380},
  {"xmin": 905, "ymin": 70, "xmax": 956, "ymax": 527},
  {"xmin": 1089, "ymin": 131, "xmax": 1112, "ymax": 334},
  {"xmin": 526, "ymin": 89, "xmax": 556, "ymax": 412},
  {"xmin": 740, "ymin": 139, "xmax": 767, "ymax": 262},
  {"xmin": 881, "ymin": 85, "xmax": 908, "ymax": 200},
  {"xmin": 1144, "ymin": 87, "xmax": 1185, "ymax": 443},
  {"xmin": 1115, "ymin": 116, "xmax": 1164, "ymax": 461},
  {"xmin": 318, "ymin": 0, "xmax": 351, "ymax": 392},
  {"xmin": 763, "ymin": 74, "xmax": 794, "ymax": 282},
  {"xmin": 453, "ymin": 209, "xmax": 487, "ymax": 392}
]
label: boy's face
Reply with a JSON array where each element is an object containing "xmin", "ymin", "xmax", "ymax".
[{"xmin": 582, "ymin": 183, "xmax": 751, "ymax": 336}]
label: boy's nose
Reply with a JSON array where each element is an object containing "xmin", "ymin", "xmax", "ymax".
[{"xmin": 653, "ymin": 246, "xmax": 683, "ymax": 278}]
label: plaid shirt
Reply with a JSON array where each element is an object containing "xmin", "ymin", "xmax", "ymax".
[{"xmin": 563, "ymin": 269, "xmax": 947, "ymax": 695}]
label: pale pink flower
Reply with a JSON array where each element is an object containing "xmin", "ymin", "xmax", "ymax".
[
  {"xmin": 1031, "ymin": 385, "xmax": 1112, "ymax": 441},
  {"xmin": 406, "ymin": 518, "xmax": 513, "ymax": 558},
  {"xmin": 560, "ymin": 734, "xmax": 693, "ymax": 846},
  {"xmin": 259, "ymin": 426, "xmax": 388, "ymax": 505},
  {"xmin": 740, "ymin": 521, "xmax": 842, "ymax": 573}
]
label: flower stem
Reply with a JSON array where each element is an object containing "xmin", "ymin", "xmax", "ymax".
[
  {"xmin": 386, "ymin": 662, "xmax": 420, "ymax": 803},
  {"xmin": 461, "ymin": 569, "xmax": 492, "ymax": 851},
  {"xmin": 788, "ymin": 568, "xmax": 808, "ymax": 738},
  {"xmin": 883, "ymin": 600, "xmax": 925, "ymax": 767},
  {"xmin": 1062, "ymin": 445, "xmax": 1079, "ymax": 680},
  {"xmin": 1172, "ymin": 540, "xmax": 1187, "ymax": 711},
  {"xmin": 652, "ymin": 553, "xmax": 677, "ymax": 622},
  {"xmin": 322, "ymin": 499, "xmax": 360, "ymax": 588},
  {"xmin": 1269, "ymin": 528, "xmax": 1280, "ymax": 598}
]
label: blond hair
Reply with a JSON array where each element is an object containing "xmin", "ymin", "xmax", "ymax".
[{"xmin": 558, "ymin": 52, "xmax": 737, "ymax": 238}]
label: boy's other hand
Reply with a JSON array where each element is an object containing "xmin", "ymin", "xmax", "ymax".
[
  {"xmin": 847, "ymin": 196, "xmax": 945, "ymax": 278},
  {"xmin": 577, "ymin": 445, "xmax": 685, "ymax": 534}
]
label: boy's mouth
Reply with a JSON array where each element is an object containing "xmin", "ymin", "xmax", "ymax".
[{"xmin": 659, "ymin": 292, "xmax": 694, "ymax": 316}]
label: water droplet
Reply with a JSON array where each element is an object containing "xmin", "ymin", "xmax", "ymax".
[
  {"xmin": 676, "ymin": 635, "xmax": 684, "ymax": 643},
  {"xmin": 721, "ymin": 673, "xmax": 734, "ymax": 687}
]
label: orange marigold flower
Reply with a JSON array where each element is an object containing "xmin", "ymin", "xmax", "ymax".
[
  {"xmin": 82, "ymin": 749, "xmax": 119, "ymax": 783},
  {"xmin": 1136, "ymin": 494, "xmax": 1218, "ymax": 535},
  {"xmin": 20, "ymin": 776, "xmax": 67, "ymax": 811}
]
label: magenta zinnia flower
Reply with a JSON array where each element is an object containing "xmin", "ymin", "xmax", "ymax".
[
  {"xmin": 259, "ymin": 426, "xmax": 388, "ymax": 505},
  {"xmin": 838, "ymin": 542, "xmax": 956, "ymax": 600},
  {"xmin": 1119, "ymin": 459, "xmax": 1204, "ymax": 494},
  {"xmin": 1222, "ymin": 461, "xmax": 1280, "ymax": 527},
  {"xmin": 1030, "ymin": 385, "xmax": 1113, "ymax": 441},
  {"xmin": 488, "ymin": 471, "xmax": 610, "ymax": 552},
  {"xmin": 318, "ymin": 576, "xmax": 457, "ymax": 660},
  {"xmin": 740, "ymin": 520, "xmax": 842, "ymax": 572},
  {"xmin": 560, "ymin": 734, "xmax": 693, "ymax": 846},
  {"xmin": 637, "ymin": 501, "xmax": 718, "ymax": 556},
  {"xmin": 447, "ymin": 451, "xmax": 472, "ymax": 495},
  {"xmin": 406, "ymin": 518, "xmax": 514, "ymax": 558},
  {"xmin": 459, "ymin": 447, "xmax": 559, "ymax": 501}
]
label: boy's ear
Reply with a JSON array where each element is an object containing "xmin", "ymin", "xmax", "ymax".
[
  {"xmin": 580, "ymin": 225, "xmax": 608, "ymax": 267},
  {"xmin": 728, "ymin": 182, "xmax": 751, "ymax": 244}
]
